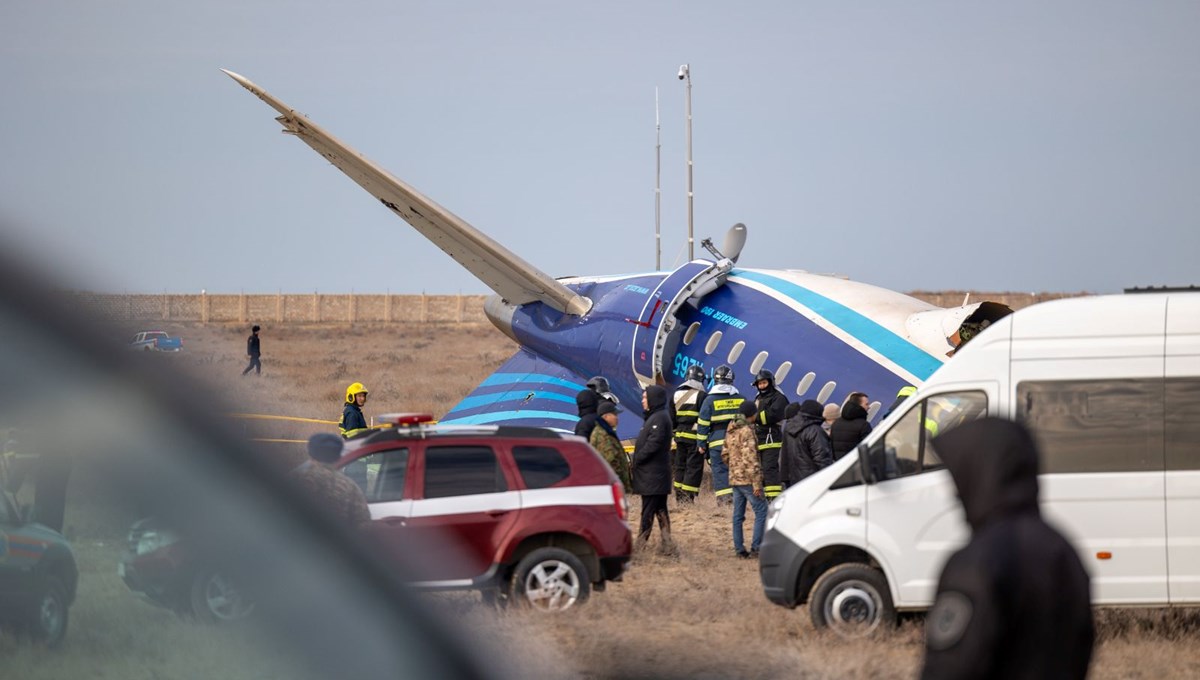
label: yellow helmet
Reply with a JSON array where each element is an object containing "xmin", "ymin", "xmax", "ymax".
[{"xmin": 345, "ymin": 382, "xmax": 369, "ymax": 404}]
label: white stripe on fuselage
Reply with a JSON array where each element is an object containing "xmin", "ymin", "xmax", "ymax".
[{"xmin": 727, "ymin": 273, "xmax": 934, "ymax": 386}]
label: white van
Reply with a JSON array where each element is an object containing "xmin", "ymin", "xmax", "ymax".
[{"xmin": 758, "ymin": 291, "xmax": 1200, "ymax": 635}]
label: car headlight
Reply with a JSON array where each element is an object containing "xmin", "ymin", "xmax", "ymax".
[
  {"xmin": 765, "ymin": 492, "xmax": 786, "ymax": 531},
  {"xmin": 136, "ymin": 529, "xmax": 179, "ymax": 556}
]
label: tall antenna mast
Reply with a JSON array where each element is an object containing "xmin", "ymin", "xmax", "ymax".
[
  {"xmin": 678, "ymin": 64, "xmax": 693, "ymax": 261},
  {"xmin": 655, "ymin": 87, "xmax": 662, "ymax": 270}
]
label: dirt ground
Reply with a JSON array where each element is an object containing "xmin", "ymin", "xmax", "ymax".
[{"xmin": 7, "ymin": 321, "xmax": 1200, "ymax": 678}]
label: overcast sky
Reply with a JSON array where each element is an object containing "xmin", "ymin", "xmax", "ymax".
[{"xmin": 2, "ymin": 1, "xmax": 1197, "ymax": 295}]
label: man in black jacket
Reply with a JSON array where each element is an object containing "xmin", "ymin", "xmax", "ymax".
[
  {"xmin": 921, "ymin": 418, "xmax": 1093, "ymax": 680},
  {"xmin": 830, "ymin": 392, "xmax": 872, "ymax": 460},
  {"xmin": 751, "ymin": 370, "xmax": 789, "ymax": 500},
  {"xmin": 242, "ymin": 324, "xmax": 262, "ymax": 376},
  {"xmin": 671, "ymin": 364, "xmax": 708, "ymax": 503},
  {"xmin": 779, "ymin": 400, "xmax": 833, "ymax": 488},
  {"xmin": 631, "ymin": 385, "xmax": 674, "ymax": 553}
]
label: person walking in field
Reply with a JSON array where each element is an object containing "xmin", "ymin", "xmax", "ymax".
[
  {"xmin": 589, "ymin": 401, "xmax": 630, "ymax": 489},
  {"xmin": 242, "ymin": 324, "xmax": 262, "ymax": 376},
  {"xmin": 339, "ymin": 382, "xmax": 371, "ymax": 439},
  {"xmin": 723, "ymin": 400, "xmax": 767, "ymax": 558},
  {"xmin": 630, "ymin": 385, "xmax": 674, "ymax": 553}
]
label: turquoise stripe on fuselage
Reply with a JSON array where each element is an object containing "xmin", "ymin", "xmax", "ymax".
[
  {"xmin": 439, "ymin": 410, "xmax": 578, "ymax": 426},
  {"xmin": 479, "ymin": 373, "xmax": 585, "ymax": 392},
  {"xmin": 731, "ymin": 270, "xmax": 942, "ymax": 381},
  {"xmin": 452, "ymin": 390, "xmax": 577, "ymax": 412}
]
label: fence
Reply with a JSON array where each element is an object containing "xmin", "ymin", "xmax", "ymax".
[
  {"xmin": 65, "ymin": 290, "xmax": 1084, "ymax": 325},
  {"xmin": 68, "ymin": 293, "xmax": 490, "ymax": 324}
]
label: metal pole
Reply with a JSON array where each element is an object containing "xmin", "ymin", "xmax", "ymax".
[
  {"xmin": 681, "ymin": 64, "xmax": 694, "ymax": 261},
  {"xmin": 655, "ymin": 87, "xmax": 662, "ymax": 271}
]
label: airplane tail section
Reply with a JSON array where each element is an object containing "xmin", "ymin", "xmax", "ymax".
[
  {"xmin": 440, "ymin": 349, "xmax": 643, "ymax": 440},
  {"xmin": 221, "ymin": 70, "xmax": 591, "ymax": 317}
]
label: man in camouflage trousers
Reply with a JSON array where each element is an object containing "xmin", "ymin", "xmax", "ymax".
[{"xmin": 722, "ymin": 401, "xmax": 767, "ymax": 558}]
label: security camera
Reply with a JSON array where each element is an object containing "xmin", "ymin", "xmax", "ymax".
[{"xmin": 677, "ymin": 64, "xmax": 688, "ymax": 80}]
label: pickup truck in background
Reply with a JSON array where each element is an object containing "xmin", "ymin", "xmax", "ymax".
[{"xmin": 130, "ymin": 331, "xmax": 182, "ymax": 352}]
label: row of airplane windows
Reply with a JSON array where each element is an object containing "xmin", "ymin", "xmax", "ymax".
[{"xmin": 681, "ymin": 321, "xmax": 883, "ymax": 419}]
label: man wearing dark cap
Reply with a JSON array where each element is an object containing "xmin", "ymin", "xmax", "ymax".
[
  {"xmin": 779, "ymin": 400, "xmax": 833, "ymax": 488},
  {"xmin": 921, "ymin": 418, "xmax": 1093, "ymax": 680},
  {"xmin": 242, "ymin": 324, "xmax": 262, "ymax": 376},
  {"xmin": 589, "ymin": 400, "xmax": 630, "ymax": 489}
]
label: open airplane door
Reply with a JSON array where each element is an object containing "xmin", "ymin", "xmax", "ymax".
[{"xmin": 629, "ymin": 257, "xmax": 735, "ymax": 386}]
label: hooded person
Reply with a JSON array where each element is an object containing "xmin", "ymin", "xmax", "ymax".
[
  {"xmin": 574, "ymin": 375, "xmax": 612, "ymax": 439},
  {"xmin": 630, "ymin": 385, "xmax": 674, "ymax": 552},
  {"xmin": 339, "ymin": 382, "xmax": 371, "ymax": 439},
  {"xmin": 821, "ymin": 403, "xmax": 841, "ymax": 436},
  {"xmin": 830, "ymin": 392, "xmax": 873, "ymax": 460},
  {"xmin": 589, "ymin": 400, "xmax": 631, "ymax": 490},
  {"xmin": 921, "ymin": 418, "xmax": 1093, "ymax": 680},
  {"xmin": 779, "ymin": 400, "xmax": 833, "ymax": 488}
]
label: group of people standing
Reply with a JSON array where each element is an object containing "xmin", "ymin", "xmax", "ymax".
[{"xmin": 575, "ymin": 368, "xmax": 878, "ymax": 558}]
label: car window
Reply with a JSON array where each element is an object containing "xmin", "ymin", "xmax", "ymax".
[
  {"xmin": 870, "ymin": 390, "xmax": 988, "ymax": 482},
  {"xmin": 512, "ymin": 446, "xmax": 571, "ymax": 489},
  {"xmin": 344, "ymin": 449, "xmax": 409, "ymax": 501},
  {"xmin": 423, "ymin": 446, "xmax": 506, "ymax": 498}
]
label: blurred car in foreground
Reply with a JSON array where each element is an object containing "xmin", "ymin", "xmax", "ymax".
[
  {"xmin": 0, "ymin": 491, "xmax": 78, "ymax": 647},
  {"xmin": 339, "ymin": 414, "xmax": 633, "ymax": 611},
  {"xmin": 129, "ymin": 330, "xmax": 182, "ymax": 352}
]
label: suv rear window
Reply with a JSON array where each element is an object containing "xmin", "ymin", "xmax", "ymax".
[
  {"xmin": 423, "ymin": 446, "xmax": 506, "ymax": 498},
  {"xmin": 513, "ymin": 446, "xmax": 571, "ymax": 489}
]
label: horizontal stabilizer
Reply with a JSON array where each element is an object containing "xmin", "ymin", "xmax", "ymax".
[
  {"xmin": 440, "ymin": 349, "xmax": 643, "ymax": 440},
  {"xmin": 222, "ymin": 69, "xmax": 591, "ymax": 316}
]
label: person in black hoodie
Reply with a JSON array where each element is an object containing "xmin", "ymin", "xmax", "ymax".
[
  {"xmin": 574, "ymin": 375, "xmax": 615, "ymax": 439},
  {"xmin": 631, "ymin": 385, "xmax": 674, "ymax": 553},
  {"xmin": 830, "ymin": 392, "xmax": 872, "ymax": 460},
  {"xmin": 921, "ymin": 418, "xmax": 1093, "ymax": 680},
  {"xmin": 779, "ymin": 399, "xmax": 833, "ymax": 488}
]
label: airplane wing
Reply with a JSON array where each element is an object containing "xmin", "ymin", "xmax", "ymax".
[
  {"xmin": 439, "ymin": 349, "xmax": 643, "ymax": 440},
  {"xmin": 221, "ymin": 70, "xmax": 591, "ymax": 317}
]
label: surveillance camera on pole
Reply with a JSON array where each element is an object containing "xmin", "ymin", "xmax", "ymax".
[{"xmin": 678, "ymin": 64, "xmax": 693, "ymax": 260}]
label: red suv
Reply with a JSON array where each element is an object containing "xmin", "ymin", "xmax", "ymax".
[{"xmin": 337, "ymin": 415, "xmax": 632, "ymax": 611}]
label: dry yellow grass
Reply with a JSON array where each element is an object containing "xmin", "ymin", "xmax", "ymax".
[{"xmin": 6, "ymin": 321, "xmax": 1200, "ymax": 678}]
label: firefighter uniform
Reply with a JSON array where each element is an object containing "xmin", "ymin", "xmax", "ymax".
[
  {"xmin": 697, "ymin": 381, "xmax": 744, "ymax": 503},
  {"xmin": 671, "ymin": 375, "xmax": 707, "ymax": 503},
  {"xmin": 752, "ymin": 371, "xmax": 789, "ymax": 499},
  {"xmin": 339, "ymin": 382, "xmax": 371, "ymax": 438}
]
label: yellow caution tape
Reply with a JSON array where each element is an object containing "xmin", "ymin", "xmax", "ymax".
[{"xmin": 228, "ymin": 413, "xmax": 339, "ymax": 425}]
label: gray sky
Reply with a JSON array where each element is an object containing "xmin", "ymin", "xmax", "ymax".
[{"xmin": 2, "ymin": 1, "xmax": 1197, "ymax": 295}]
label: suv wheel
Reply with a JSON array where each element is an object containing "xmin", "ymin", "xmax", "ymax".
[
  {"xmin": 809, "ymin": 563, "xmax": 895, "ymax": 637},
  {"xmin": 190, "ymin": 568, "xmax": 255, "ymax": 623},
  {"xmin": 27, "ymin": 575, "xmax": 69, "ymax": 647},
  {"xmin": 512, "ymin": 548, "xmax": 590, "ymax": 612}
]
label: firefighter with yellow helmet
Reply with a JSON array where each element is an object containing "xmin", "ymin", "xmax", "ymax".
[{"xmin": 340, "ymin": 382, "xmax": 371, "ymax": 438}]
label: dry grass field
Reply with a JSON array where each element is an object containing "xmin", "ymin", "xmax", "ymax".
[{"xmin": 6, "ymin": 320, "xmax": 1200, "ymax": 678}]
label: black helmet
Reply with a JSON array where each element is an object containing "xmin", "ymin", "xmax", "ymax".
[
  {"xmin": 754, "ymin": 369, "xmax": 776, "ymax": 391},
  {"xmin": 586, "ymin": 376, "xmax": 611, "ymax": 393},
  {"xmin": 684, "ymin": 364, "xmax": 706, "ymax": 383},
  {"xmin": 712, "ymin": 365, "xmax": 735, "ymax": 385}
]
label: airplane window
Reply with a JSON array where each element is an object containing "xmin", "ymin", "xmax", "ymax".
[
  {"xmin": 727, "ymin": 340, "xmax": 746, "ymax": 364},
  {"xmin": 683, "ymin": 322, "xmax": 701, "ymax": 346},
  {"xmin": 867, "ymin": 402, "xmax": 882, "ymax": 421},
  {"xmin": 774, "ymin": 361, "xmax": 792, "ymax": 384},
  {"xmin": 704, "ymin": 331, "xmax": 723, "ymax": 355},
  {"xmin": 796, "ymin": 372, "xmax": 816, "ymax": 397},
  {"xmin": 817, "ymin": 381, "xmax": 837, "ymax": 402},
  {"xmin": 749, "ymin": 351, "xmax": 769, "ymax": 375}
]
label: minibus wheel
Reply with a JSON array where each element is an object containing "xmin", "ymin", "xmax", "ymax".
[{"xmin": 809, "ymin": 563, "xmax": 895, "ymax": 637}]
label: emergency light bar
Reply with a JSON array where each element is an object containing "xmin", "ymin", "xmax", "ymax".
[{"xmin": 376, "ymin": 413, "xmax": 437, "ymax": 427}]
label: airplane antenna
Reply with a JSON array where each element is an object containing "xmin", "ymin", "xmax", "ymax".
[
  {"xmin": 655, "ymin": 87, "xmax": 662, "ymax": 271},
  {"xmin": 700, "ymin": 237, "xmax": 725, "ymax": 260}
]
